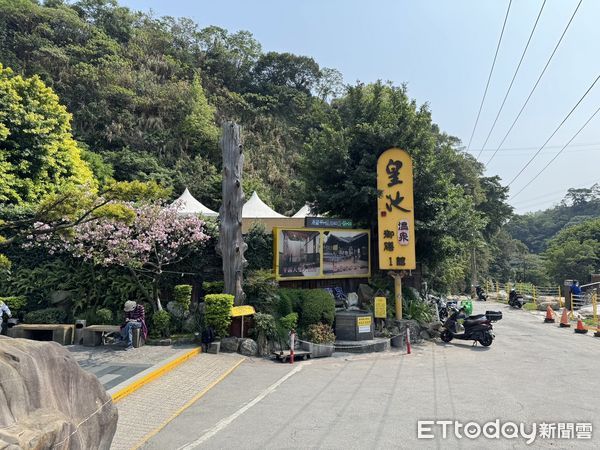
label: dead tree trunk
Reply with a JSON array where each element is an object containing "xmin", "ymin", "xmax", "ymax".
[{"xmin": 218, "ymin": 122, "xmax": 247, "ymax": 305}]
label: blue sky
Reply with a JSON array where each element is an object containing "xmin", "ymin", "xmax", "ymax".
[{"xmin": 120, "ymin": 0, "xmax": 600, "ymax": 214}]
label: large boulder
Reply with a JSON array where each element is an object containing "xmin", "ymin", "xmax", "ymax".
[
  {"xmin": 238, "ymin": 338, "xmax": 258, "ymax": 357},
  {"xmin": 220, "ymin": 337, "xmax": 240, "ymax": 353},
  {"xmin": 0, "ymin": 336, "xmax": 117, "ymax": 449},
  {"xmin": 357, "ymin": 284, "xmax": 375, "ymax": 307}
]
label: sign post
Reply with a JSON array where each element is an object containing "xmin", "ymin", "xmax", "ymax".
[{"xmin": 377, "ymin": 148, "xmax": 416, "ymax": 320}]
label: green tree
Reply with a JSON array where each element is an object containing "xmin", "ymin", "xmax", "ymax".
[
  {"xmin": 0, "ymin": 64, "xmax": 95, "ymax": 205},
  {"xmin": 543, "ymin": 218, "xmax": 600, "ymax": 283}
]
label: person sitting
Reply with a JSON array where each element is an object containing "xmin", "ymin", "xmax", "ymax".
[
  {"xmin": 571, "ymin": 280, "xmax": 582, "ymax": 297},
  {"xmin": 0, "ymin": 300, "xmax": 11, "ymax": 336},
  {"xmin": 120, "ymin": 300, "xmax": 148, "ymax": 350}
]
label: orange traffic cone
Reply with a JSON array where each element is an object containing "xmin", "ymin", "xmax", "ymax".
[
  {"xmin": 574, "ymin": 319, "xmax": 588, "ymax": 334},
  {"xmin": 559, "ymin": 308, "xmax": 571, "ymax": 328},
  {"xmin": 544, "ymin": 305, "xmax": 555, "ymax": 323}
]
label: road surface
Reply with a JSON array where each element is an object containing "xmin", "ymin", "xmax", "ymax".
[{"xmin": 142, "ymin": 302, "xmax": 600, "ymax": 449}]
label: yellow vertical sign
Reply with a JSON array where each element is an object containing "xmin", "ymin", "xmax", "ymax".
[
  {"xmin": 374, "ymin": 297, "xmax": 387, "ymax": 318},
  {"xmin": 377, "ymin": 148, "xmax": 416, "ymax": 270}
]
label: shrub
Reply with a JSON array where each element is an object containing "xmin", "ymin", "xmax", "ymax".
[
  {"xmin": 0, "ymin": 296, "xmax": 27, "ymax": 312},
  {"xmin": 202, "ymin": 281, "xmax": 224, "ymax": 295},
  {"xmin": 253, "ymin": 312, "xmax": 278, "ymax": 355},
  {"xmin": 152, "ymin": 310, "xmax": 172, "ymax": 338},
  {"xmin": 278, "ymin": 289, "xmax": 303, "ymax": 312},
  {"xmin": 403, "ymin": 298, "xmax": 433, "ymax": 323},
  {"xmin": 276, "ymin": 293, "xmax": 293, "ymax": 317},
  {"xmin": 204, "ymin": 294, "xmax": 234, "ymax": 338},
  {"xmin": 244, "ymin": 269, "xmax": 278, "ymax": 314},
  {"xmin": 305, "ymin": 323, "xmax": 335, "ymax": 344},
  {"xmin": 279, "ymin": 312, "xmax": 298, "ymax": 331},
  {"xmin": 174, "ymin": 285, "xmax": 192, "ymax": 315},
  {"xmin": 298, "ymin": 289, "xmax": 335, "ymax": 329},
  {"xmin": 24, "ymin": 307, "xmax": 67, "ymax": 324},
  {"xmin": 96, "ymin": 308, "xmax": 113, "ymax": 324}
]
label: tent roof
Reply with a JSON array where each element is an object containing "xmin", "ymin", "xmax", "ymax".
[
  {"xmin": 171, "ymin": 188, "xmax": 218, "ymax": 217},
  {"xmin": 292, "ymin": 204, "xmax": 312, "ymax": 218},
  {"xmin": 242, "ymin": 191, "xmax": 286, "ymax": 218}
]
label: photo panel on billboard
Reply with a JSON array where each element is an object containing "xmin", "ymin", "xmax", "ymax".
[
  {"xmin": 277, "ymin": 229, "xmax": 321, "ymax": 278},
  {"xmin": 323, "ymin": 230, "xmax": 370, "ymax": 277},
  {"xmin": 274, "ymin": 228, "xmax": 370, "ymax": 280}
]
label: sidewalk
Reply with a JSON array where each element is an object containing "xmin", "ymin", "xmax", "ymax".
[
  {"xmin": 70, "ymin": 344, "xmax": 197, "ymax": 391},
  {"xmin": 110, "ymin": 352, "xmax": 245, "ymax": 450}
]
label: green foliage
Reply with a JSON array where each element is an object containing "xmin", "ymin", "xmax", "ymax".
[
  {"xmin": 244, "ymin": 269, "xmax": 278, "ymax": 314},
  {"xmin": 279, "ymin": 312, "xmax": 298, "ymax": 331},
  {"xmin": 152, "ymin": 309, "xmax": 172, "ymax": 338},
  {"xmin": 305, "ymin": 323, "xmax": 335, "ymax": 344},
  {"xmin": 204, "ymin": 293, "xmax": 233, "ymax": 337},
  {"xmin": 0, "ymin": 63, "xmax": 95, "ymax": 205},
  {"xmin": 202, "ymin": 281, "xmax": 224, "ymax": 295},
  {"xmin": 276, "ymin": 292, "xmax": 293, "ymax": 317},
  {"xmin": 403, "ymin": 298, "xmax": 433, "ymax": 324},
  {"xmin": 0, "ymin": 296, "xmax": 26, "ymax": 312},
  {"xmin": 96, "ymin": 308, "xmax": 113, "ymax": 325},
  {"xmin": 173, "ymin": 284, "xmax": 192, "ymax": 315},
  {"xmin": 252, "ymin": 312, "xmax": 278, "ymax": 341},
  {"xmin": 543, "ymin": 218, "xmax": 600, "ymax": 284},
  {"xmin": 24, "ymin": 307, "xmax": 67, "ymax": 324},
  {"xmin": 296, "ymin": 289, "xmax": 335, "ymax": 329},
  {"xmin": 245, "ymin": 223, "xmax": 274, "ymax": 271}
]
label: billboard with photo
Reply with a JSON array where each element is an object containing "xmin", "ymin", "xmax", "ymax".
[{"xmin": 274, "ymin": 227, "xmax": 370, "ymax": 280}]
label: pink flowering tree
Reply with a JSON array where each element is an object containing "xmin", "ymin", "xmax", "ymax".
[{"xmin": 29, "ymin": 203, "xmax": 210, "ymax": 311}]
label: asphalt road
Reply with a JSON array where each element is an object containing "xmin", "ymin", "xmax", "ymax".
[{"xmin": 143, "ymin": 302, "xmax": 600, "ymax": 449}]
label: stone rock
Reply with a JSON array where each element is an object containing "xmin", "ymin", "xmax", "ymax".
[
  {"xmin": 347, "ymin": 292, "xmax": 359, "ymax": 307},
  {"xmin": 220, "ymin": 337, "xmax": 240, "ymax": 353},
  {"xmin": 238, "ymin": 338, "xmax": 258, "ymax": 357},
  {"xmin": 357, "ymin": 284, "xmax": 375, "ymax": 306},
  {"xmin": 392, "ymin": 319, "xmax": 422, "ymax": 343},
  {"xmin": 207, "ymin": 341, "xmax": 220, "ymax": 354},
  {"xmin": 419, "ymin": 330, "xmax": 431, "ymax": 340},
  {"xmin": 0, "ymin": 336, "xmax": 117, "ymax": 449},
  {"xmin": 537, "ymin": 301, "xmax": 560, "ymax": 311},
  {"xmin": 427, "ymin": 321, "xmax": 443, "ymax": 331},
  {"xmin": 166, "ymin": 301, "xmax": 186, "ymax": 319}
]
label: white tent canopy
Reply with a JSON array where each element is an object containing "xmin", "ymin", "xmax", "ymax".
[
  {"xmin": 242, "ymin": 191, "xmax": 286, "ymax": 218},
  {"xmin": 171, "ymin": 188, "xmax": 218, "ymax": 217},
  {"xmin": 292, "ymin": 204, "xmax": 312, "ymax": 218}
]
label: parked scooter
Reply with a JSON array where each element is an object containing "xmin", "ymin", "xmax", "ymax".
[
  {"xmin": 429, "ymin": 294, "xmax": 449, "ymax": 321},
  {"xmin": 440, "ymin": 307, "xmax": 501, "ymax": 347},
  {"xmin": 508, "ymin": 289, "xmax": 525, "ymax": 309},
  {"xmin": 475, "ymin": 285, "xmax": 487, "ymax": 301}
]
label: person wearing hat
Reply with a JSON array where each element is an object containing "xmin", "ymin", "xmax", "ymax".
[{"xmin": 120, "ymin": 300, "xmax": 148, "ymax": 350}]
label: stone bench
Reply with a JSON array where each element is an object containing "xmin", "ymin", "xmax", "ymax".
[
  {"xmin": 7, "ymin": 324, "xmax": 74, "ymax": 345},
  {"xmin": 82, "ymin": 325, "xmax": 144, "ymax": 348}
]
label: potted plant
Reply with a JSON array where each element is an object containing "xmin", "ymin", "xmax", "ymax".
[{"xmin": 301, "ymin": 323, "xmax": 335, "ymax": 358}]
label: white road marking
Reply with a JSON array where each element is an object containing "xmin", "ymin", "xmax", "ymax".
[{"xmin": 177, "ymin": 362, "xmax": 309, "ymax": 450}]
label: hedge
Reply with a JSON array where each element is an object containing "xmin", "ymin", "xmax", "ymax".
[
  {"xmin": 0, "ymin": 296, "xmax": 27, "ymax": 312},
  {"xmin": 205, "ymin": 294, "xmax": 234, "ymax": 337},
  {"xmin": 278, "ymin": 289, "xmax": 335, "ymax": 329},
  {"xmin": 24, "ymin": 307, "xmax": 67, "ymax": 324}
]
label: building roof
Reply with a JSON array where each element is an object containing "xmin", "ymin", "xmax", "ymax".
[
  {"xmin": 171, "ymin": 188, "xmax": 219, "ymax": 217},
  {"xmin": 242, "ymin": 191, "xmax": 286, "ymax": 218},
  {"xmin": 292, "ymin": 204, "xmax": 312, "ymax": 218}
]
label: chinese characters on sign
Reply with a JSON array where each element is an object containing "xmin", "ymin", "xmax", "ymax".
[{"xmin": 377, "ymin": 148, "xmax": 416, "ymax": 270}]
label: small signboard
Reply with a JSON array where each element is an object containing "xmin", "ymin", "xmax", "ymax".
[
  {"xmin": 357, "ymin": 316, "xmax": 372, "ymax": 333},
  {"xmin": 231, "ymin": 305, "xmax": 256, "ymax": 317},
  {"xmin": 305, "ymin": 217, "xmax": 353, "ymax": 229},
  {"xmin": 374, "ymin": 297, "xmax": 387, "ymax": 318}
]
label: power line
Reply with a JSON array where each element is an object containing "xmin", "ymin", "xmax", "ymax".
[
  {"xmin": 506, "ymin": 72, "xmax": 600, "ymax": 187},
  {"xmin": 465, "ymin": 0, "xmax": 513, "ymax": 152},
  {"xmin": 511, "ymin": 176, "xmax": 600, "ymax": 206},
  {"xmin": 476, "ymin": 0, "xmax": 547, "ymax": 159},
  {"xmin": 485, "ymin": 0, "xmax": 584, "ymax": 167},
  {"xmin": 467, "ymin": 141, "xmax": 600, "ymax": 154},
  {"xmin": 510, "ymin": 103, "xmax": 600, "ymax": 200}
]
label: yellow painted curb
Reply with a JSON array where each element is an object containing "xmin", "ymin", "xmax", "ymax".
[
  {"xmin": 132, "ymin": 356, "xmax": 246, "ymax": 450},
  {"xmin": 111, "ymin": 347, "xmax": 202, "ymax": 403}
]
